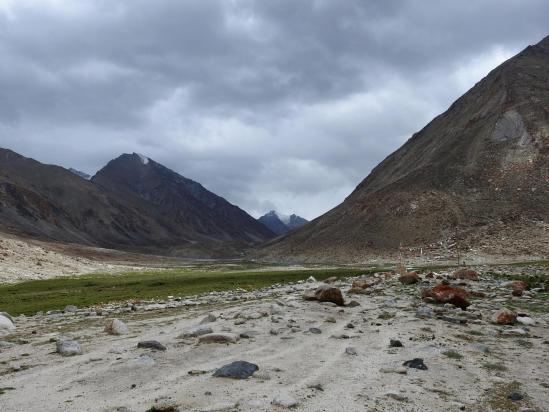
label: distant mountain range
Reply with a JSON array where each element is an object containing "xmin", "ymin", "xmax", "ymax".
[
  {"xmin": 0, "ymin": 150, "xmax": 274, "ymax": 257},
  {"xmin": 259, "ymin": 35, "xmax": 549, "ymax": 262},
  {"xmin": 258, "ymin": 210, "xmax": 308, "ymax": 235}
]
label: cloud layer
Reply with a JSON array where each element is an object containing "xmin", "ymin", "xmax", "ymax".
[{"xmin": 1, "ymin": 0, "xmax": 548, "ymax": 219}]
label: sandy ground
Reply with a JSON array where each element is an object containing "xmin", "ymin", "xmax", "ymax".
[
  {"xmin": 1, "ymin": 270, "xmax": 548, "ymax": 412},
  {"xmin": 0, "ymin": 233, "xmax": 144, "ymax": 283}
]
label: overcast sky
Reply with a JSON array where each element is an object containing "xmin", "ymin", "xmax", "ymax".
[{"xmin": 0, "ymin": 0, "xmax": 547, "ymax": 219}]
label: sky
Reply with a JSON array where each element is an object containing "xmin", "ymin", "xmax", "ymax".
[{"xmin": 0, "ymin": 0, "xmax": 548, "ymax": 220}]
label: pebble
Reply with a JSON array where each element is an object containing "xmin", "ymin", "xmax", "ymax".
[
  {"xmin": 345, "ymin": 347, "xmax": 358, "ymax": 355},
  {"xmin": 137, "ymin": 340, "xmax": 166, "ymax": 351},
  {"xmin": 403, "ymin": 358, "xmax": 428, "ymax": 370},
  {"xmin": 200, "ymin": 314, "xmax": 217, "ymax": 324},
  {"xmin": 416, "ymin": 306, "xmax": 434, "ymax": 318},
  {"xmin": 179, "ymin": 325, "xmax": 213, "ymax": 338},
  {"xmin": 199, "ymin": 333, "xmax": 239, "ymax": 344},
  {"xmin": 56, "ymin": 340, "xmax": 82, "ymax": 356},
  {"xmin": 389, "ymin": 339, "xmax": 403, "ymax": 347},
  {"xmin": 308, "ymin": 327, "xmax": 322, "ymax": 334},
  {"xmin": 133, "ymin": 355, "xmax": 155, "ymax": 366},
  {"xmin": 213, "ymin": 361, "xmax": 258, "ymax": 379}
]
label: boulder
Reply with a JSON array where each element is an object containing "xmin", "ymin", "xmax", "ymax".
[
  {"xmin": 503, "ymin": 280, "xmax": 528, "ymax": 294},
  {"xmin": 303, "ymin": 290, "xmax": 317, "ymax": 301},
  {"xmin": 0, "ymin": 313, "xmax": 15, "ymax": 336},
  {"xmin": 198, "ymin": 333, "xmax": 240, "ymax": 344},
  {"xmin": 314, "ymin": 285, "xmax": 344, "ymax": 306},
  {"xmin": 453, "ymin": 268, "xmax": 479, "ymax": 281},
  {"xmin": 104, "ymin": 319, "xmax": 129, "ymax": 335},
  {"xmin": 213, "ymin": 361, "xmax": 258, "ymax": 379},
  {"xmin": 421, "ymin": 284, "xmax": 471, "ymax": 310},
  {"xmin": 491, "ymin": 308, "xmax": 517, "ymax": 325},
  {"xmin": 56, "ymin": 340, "xmax": 82, "ymax": 356},
  {"xmin": 398, "ymin": 271, "xmax": 420, "ymax": 284}
]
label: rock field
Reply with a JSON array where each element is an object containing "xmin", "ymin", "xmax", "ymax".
[{"xmin": 0, "ymin": 264, "xmax": 548, "ymax": 411}]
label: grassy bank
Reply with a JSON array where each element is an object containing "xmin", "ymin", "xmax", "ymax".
[{"xmin": 0, "ymin": 267, "xmax": 374, "ymax": 316}]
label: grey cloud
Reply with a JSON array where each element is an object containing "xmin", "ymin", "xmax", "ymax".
[{"xmin": 0, "ymin": 0, "xmax": 548, "ymax": 219}]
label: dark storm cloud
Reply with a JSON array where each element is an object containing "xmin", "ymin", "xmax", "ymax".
[{"xmin": 0, "ymin": 0, "xmax": 548, "ymax": 219}]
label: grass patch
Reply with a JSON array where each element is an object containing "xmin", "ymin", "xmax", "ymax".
[
  {"xmin": 0, "ymin": 267, "xmax": 373, "ymax": 316},
  {"xmin": 442, "ymin": 350, "xmax": 463, "ymax": 360}
]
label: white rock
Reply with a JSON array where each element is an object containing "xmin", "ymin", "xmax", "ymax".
[
  {"xmin": 104, "ymin": 319, "xmax": 129, "ymax": 335},
  {"xmin": 516, "ymin": 316, "xmax": 536, "ymax": 326},
  {"xmin": 0, "ymin": 314, "xmax": 16, "ymax": 336},
  {"xmin": 272, "ymin": 392, "xmax": 298, "ymax": 408},
  {"xmin": 56, "ymin": 340, "xmax": 82, "ymax": 356},
  {"xmin": 306, "ymin": 276, "xmax": 317, "ymax": 283},
  {"xmin": 179, "ymin": 325, "xmax": 213, "ymax": 338}
]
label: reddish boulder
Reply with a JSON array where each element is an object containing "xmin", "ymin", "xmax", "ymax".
[
  {"xmin": 399, "ymin": 271, "xmax": 420, "ymax": 284},
  {"xmin": 491, "ymin": 308, "xmax": 517, "ymax": 325},
  {"xmin": 352, "ymin": 277, "xmax": 381, "ymax": 289},
  {"xmin": 453, "ymin": 268, "xmax": 479, "ymax": 281},
  {"xmin": 512, "ymin": 289, "xmax": 523, "ymax": 297},
  {"xmin": 503, "ymin": 280, "xmax": 528, "ymax": 293},
  {"xmin": 314, "ymin": 285, "xmax": 345, "ymax": 306},
  {"xmin": 421, "ymin": 284, "xmax": 470, "ymax": 310}
]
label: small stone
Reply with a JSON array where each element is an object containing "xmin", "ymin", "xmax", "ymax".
[
  {"xmin": 324, "ymin": 316, "xmax": 336, "ymax": 323},
  {"xmin": 323, "ymin": 276, "xmax": 338, "ymax": 284},
  {"xmin": 272, "ymin": 392, "xmax": 298, "ymax": 408},
  {"xmin": 345, "ymin": 347, "xmax": 357, "ymax": 355},
  {"xmin": 380, "ymin": 367, "xmax": 407, "ymax": 375},
  {"xmin": 64, "ymin": 305, "xmax": 78, "ymax": 313},
  {"xmin": 389, "ymin": 339, "xmax": 403, "ymax": 348},
  {"xmin": 179, "ymin": 325, "xmax": 213, "ymax": 338},
  {"xmin": 453, "ymin": 268, "xmax": 479, "ymax": 280},
  {"xmin": 200, "ymin": 314, "xmax": 217, "ymax": 324},
  {"xmin": 213, "ymin": 361, "xmax": 258, "ymax": 379},
  {"xmin": 104, "ymin": 319, "xmax": 129, "ymax": 335},
  {"xmin": 306, "ymin": 276, "xmax": 317, "ymax": 283},
  {"xmin": 0, "ymin": 313, "xmax": 16, "ymax": 336},
  {"xmin": 385, "ymin": 392, "xmax": 409, "ymax": 402},
  {"xmin": 347, "ymin": 300, "xmax": 360, "ymax": 307},
  {"xmin": 399, "ymin": 271, "xmax": 420, "ymax": 284},
  {"xmin": 198, "ymin": 333, "xmax": 239, "ymax": 344},
  {"xmin": 308, "ymin": 327, "xmax": 322, "ymax": 334},
  {"xmin": 133, "ymin": 355, "xmax": 155, "ymax": 366},
  {"xmin": 516, "ymin": 316, "xmax": 535, "ymax": 326},
  {"xmin": 403, "ymin": 358, "xmax": 427, "ymax": 370},
  {"xmin": 416, "ymin": 306, "xmax": 434, "ymax": 319},
  {"xmin": 137, "ymin": 340, "xmax": 166, "ymax": 351},
  {"xmin": 56, "ymin": 340, "xmax": 82, "ymax": 356},
  {"xmin": 507, "ymin": 392, "xmax": 524, "ymax": 401}
]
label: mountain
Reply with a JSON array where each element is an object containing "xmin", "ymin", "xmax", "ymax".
[
  {"xmin": 258, "ymin": 210, "xmax": 309, "ymax": 235},
  {"xmin": 92, "ymin": 153, "xmax": 275, "ymax": 246},
  {"xmin": 68, "ymin": 168, "xmax": 91, "ymax": 180},
  {"xmin": 260, "ymin": 35, "xmax": 549, "ymax": 262},
  {"xmin": 0, "ymin": 150, "xmax": 274, "ymax": 257}
]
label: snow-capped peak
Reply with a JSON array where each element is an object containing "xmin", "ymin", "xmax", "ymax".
[{"xmin": 135, "ymin": 153, "xmax": 149, "ymax": 165}]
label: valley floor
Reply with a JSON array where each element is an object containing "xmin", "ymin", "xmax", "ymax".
[{"xmin": 1, "ymin": 263, "xmax": 548, "ymax": 412}]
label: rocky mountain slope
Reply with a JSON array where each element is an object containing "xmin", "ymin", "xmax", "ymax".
[
  {"xmin": 258, "ymin": 211, "xmax": 309, "ymax": 235},
  {"xmin": 0, "ymin": 149, "xmax": 273, "ymax": 257},
  {"xmin": 260, "ymin": 35, "xmax": 549, "ymax": 262}
]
